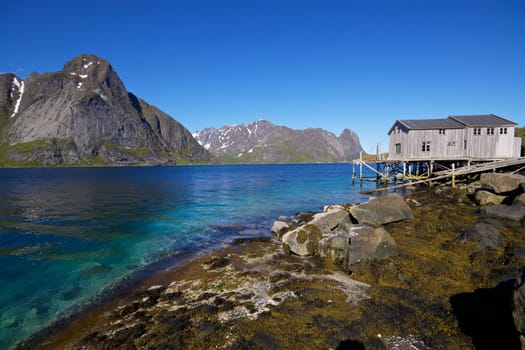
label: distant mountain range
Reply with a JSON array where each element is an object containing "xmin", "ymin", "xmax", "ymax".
[
  {"xmin": 0, "ymin": 54, "xmax": 210, "ymax": 166},
  {"xmin": 0, "ymin": 54, "xmax": 364, "ymax": 166},
  {"xmin": 193, "ymin": 120, "xmax": 363, "ymax": 163}
]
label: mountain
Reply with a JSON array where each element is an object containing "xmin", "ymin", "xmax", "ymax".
[
  {"xmin": 193, "ymin": 120, "xmax": 363, "ymax": 163},
  {"xmin": 0, "ymin": 54, "xmax": 210, "ymax": 166}
]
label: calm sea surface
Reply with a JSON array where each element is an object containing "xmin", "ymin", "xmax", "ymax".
[{"xmin": 0, "ymin": 164, "xmax": 376, "ymax": 348}]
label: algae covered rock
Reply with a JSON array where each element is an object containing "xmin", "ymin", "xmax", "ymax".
[
  {"xmin": 346, "ymin": 225, "xmax": 398, "ymax": 269},
  {"xmin": 481, "ymin": 173, "xmax": 525, "ymax": 194},
  {"xmin": 457, "ymin": 222, "xmax": 503, "ymax": 250},
  {"xmin": 319, "ymin": 233, "xmax": 351, "ymax": 270},
  {"xmin": 271, "ymin": 221, "xmax": 290, "ymax": 240},
  {"xmin": 480, "ymin": 205, "xmax": 525, "ymax": 222},
  {"xmin": 349, "ymin": 193, "xmax": 413, "ymax": 226},
  {"xmin": 475, "ymin": 190, "xmax": 506, "ymax": 206},
  {"xmin": 309, "ymin": 207, "xmax": 352, "ymax": 236},
  {"xmin": 282, "ymin": 224, "xmax": 323, "ymax": 256}
]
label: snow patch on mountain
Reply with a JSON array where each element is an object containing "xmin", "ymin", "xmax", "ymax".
[{"xmin": 10, "ymin": 77, "xmax": 24, "ymax": 118}]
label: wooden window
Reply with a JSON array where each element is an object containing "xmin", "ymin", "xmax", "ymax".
[
  {"xmin": 438, "ymin": 129, "xmax": 446, "ymax": 135},
  {"xmin": 464, "ymin": 140, "xmax": 467, "ymax": 150},
  {"xmin": 500, "ymin": 127, "xmax": 508, "ymax": 134},
  {"xmin": 487, "ymin": 128, "xmax": 494, "ymax": 135},
  {"xmin": 473, "ymin": 128, "xmax": 481, "ymax": 135},
  {"xmin": 447, "ymin": 141, "xmax": 456, "ymax": 147},
  {"xmin": 421, "ymin": 141, "xmax": 430, "ymax": 152},
  {"xmin": 395, "ymin": 143, "xmax": 401, "ymax": 154}
]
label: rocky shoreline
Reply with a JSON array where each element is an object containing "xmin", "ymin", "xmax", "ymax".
[{"xmin": 20, "ymin": 172, "xmax": 525, "ymax": 349}]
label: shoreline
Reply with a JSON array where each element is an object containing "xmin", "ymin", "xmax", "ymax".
[
  {"xmin": 19, "ymin": 176, "xmax": 525, "ymax": 349},
  {"xmin": 16, "ymin": 234, "xmax": 275, "ymax": 349}
]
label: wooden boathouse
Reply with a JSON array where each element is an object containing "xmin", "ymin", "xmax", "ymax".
[
  {"xmin": 388, "ymin": 114, "xmax": 520, "ymax": 162},
  {"xmin": 354, "ymin": 114, "xmax": 524, "ymax": 187}
]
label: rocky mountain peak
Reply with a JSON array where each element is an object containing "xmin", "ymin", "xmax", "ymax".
[
  {"xmin": 194, "ymin": 120, "xmax": 363, "ymax": 163},
  {"xmin": 0, "ymin": 54, "xmax": 211, "ymax": 166},
  {"xmin": 61, "ymin": 54, "xmax": 127, "ymax": 99}
]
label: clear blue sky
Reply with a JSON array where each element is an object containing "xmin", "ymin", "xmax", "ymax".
[{"xmin": 2, "ymin": 0, "xmax": 524, "ymax": 152}]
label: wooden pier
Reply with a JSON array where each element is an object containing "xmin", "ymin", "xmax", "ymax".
[{"xmin": 353, "ymin": 152, "xmax": 525, "ymax": 193}]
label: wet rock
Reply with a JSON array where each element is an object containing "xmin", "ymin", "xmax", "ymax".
[
  {"xmin": 481, "ymin": 173, "xmax": 525, "ymax": 194},
  {"xmin": 457, "ymin": 222, "xmax": 503, "ymax": 250},
  {"xmin": 203, "ymin": 256, "xmax": 230, "ymax": 270},
  {"xmin": 271, "ymin": 221, "xmax": 290, "ymax": 240},
  {"xmin": 349, "ymin": 193, "xmax": 413, "ymax": 226},
  {"xmin": 475, "ymin": 190, "xmax": 506, "ymax": 206},
  {"xmin": 282, "ymin": 224, "xmax": 323, "ymax": 256},
  {"xmin": 480, "ymin": 205, "xmax": 525, "ymax": 222},
  {"xmin": 347, "ymin": 225, "xmax": 398, "ymax": 269},
  {"xmin": 309, "ymin": 207, "xmax": 352, "ymax": 236}
]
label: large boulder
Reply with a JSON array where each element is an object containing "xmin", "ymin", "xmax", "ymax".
[
  {"xmin": 513, "ymin": 267, "xmax": 525, "ymax": 348},
  {"xmin": 319, "ymin": 233, "xmax": 350, "ymax": 270},
  {"xmin": 480, "ymin": 173, "xmax": 525, "ymax": 194},
  {"xmin": 346, "ymin": 225, "xmax": 398, "ymax": 269},
  {"xmin": 309, "ymin": 208, "xmax": 352, "ymax": 236},
  {"xmin": 282, "ymin": 224, "xmax": 323, "ymax": 256},
  {"xmin": 349, "ymin": 193, "xmax": 413, "ymax": 226},
  {"xmin": 480, "ymin": 205, "xmax": 525, "ymax": 222},
  {"xmin": 475, "ymin": 190, "xmax": 506, "ymax": 206},
  {"xmin": 457, "ymin": 222, "xmax": 503, "ymax": 250}
]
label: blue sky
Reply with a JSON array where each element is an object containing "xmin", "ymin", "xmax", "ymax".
[{"xmin": 2, "ymin": 0, "xmax": 524, "ymax": 152}]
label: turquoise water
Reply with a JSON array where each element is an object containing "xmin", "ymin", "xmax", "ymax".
[{"xmin": 0, "ymin": 164, "xmax": 375, "ymax": 348}]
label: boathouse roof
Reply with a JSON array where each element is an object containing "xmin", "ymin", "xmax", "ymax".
[
  {"xmin": 448, "ymin": 114, "xmax": 517, "ymax": 127},
  {"xmin": 388, "ymin": 114, "xmax": 518, "ymax": 135}
]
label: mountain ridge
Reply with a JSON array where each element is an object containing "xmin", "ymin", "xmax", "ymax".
[
  {"xmin": 194, "ymin": 120, "xmax": 363, "ymax": 163},
  {"xmin": 0, "ymin": 54, "xmax": 211, "ymax": 166}
]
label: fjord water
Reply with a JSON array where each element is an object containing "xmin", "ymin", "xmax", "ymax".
[{"xmin": 0, "ymin": 164, "xmax": 375, "ymax": 348}]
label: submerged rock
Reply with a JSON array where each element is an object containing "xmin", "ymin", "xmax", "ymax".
[
  {"xmin": 349, "ymin": 193, "xmax": 413, "ymax": 226},
  {"xmin": 480, "ymin": 173, "xmax": 525, "ymax": 194}
]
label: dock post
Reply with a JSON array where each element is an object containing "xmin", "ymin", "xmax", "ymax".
[
  {"xmin": 452, "ymin": 163, "xmax": 456, "ymax": 188},
  {"xmin": 352, "ymin": 162, "xmax": 356, "ymax": 183},
  {"xmin": 359, "ymin": 151, "xmax": 363, "ymax": 182}
]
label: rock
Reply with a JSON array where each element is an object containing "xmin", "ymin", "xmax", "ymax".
[
  {"xmin": 481, "ymin": 173, "xmax": 525, "ymax": 194},
  {"xmin": 309, "ymin": 208, "xmax": 352, "ymax": 236},
  {"xmin": 271, "ymin": 221, "xmax": 290, "ymax": 240},
  {"xmin": 480, "ymin": 205, "xmax": 525, "ymax": 222},
  {"xmin": 475, "ymin": 190, "xmax": 506, "ymax": 206},
  {"xmin": 319, "ymin": 233, "xmax": 350, "ymax": 270},
  {"xmin": 514, "ymin": 194, "xmax": 525, "ymax": 207},
  {"xmin": 281, "ymin": 224, "xmax": 323, "ymax": 256},
  {"xmin": 457, "ymin": 222, "xmax": 503, "ymax": 250},
  {"xmin": 346, "ymin": 225, "xmax": 398, "ymax": 269},
  {"xmin": 383, "ymin": 335, "xmax": 431, "ymax": 350},
  {"xmin": 513, "ymin": 267, "xmax": 525, "ymax": 348},
  {"xmin": 349, "ymin": 193, "xmax": 413, "ymax": 226}
]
